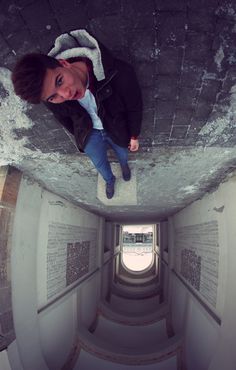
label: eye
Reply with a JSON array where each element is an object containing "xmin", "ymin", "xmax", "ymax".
[
  {"xmin": 49, "ymin": 96, "xmax": 55, "ymax": 102},
  {"xmin": 56, "ymin": 76, "xmax": 63, "ymax": 87}
]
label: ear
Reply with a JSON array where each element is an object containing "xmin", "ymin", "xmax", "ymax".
[{"xmin": 58, "ymin": 59, "xmax": 71, "ymax": 68}]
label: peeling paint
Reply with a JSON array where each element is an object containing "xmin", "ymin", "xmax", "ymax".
[
  {"xmin": 0, "ymin": 68, "xmax": 63, "ymax": 166},
  {"xmin": 48, "ymin": 201, "xmax": 66, "ymax": 207},
  {"xmin": 181, "ymin": 185, "xmax": 198, "ymax": 194},
  {"xmin": 213, "ymin": 206, "xmax": 225, "ymax": 213},
  {"xmin": 214, "ymin": 45, "xmax": 224, "ymax": 72},
  {"xmin": 198, "ymin": 83, "xmax": 236, "ymax": 145}
]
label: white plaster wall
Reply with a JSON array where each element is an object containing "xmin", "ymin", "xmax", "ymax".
[
  {"xmin": 37, "ymin": 189, "xmax": 101, "ymax": 309},
  {"xmin": 10, "ymin": 177, "xmax": 104, "ymax": 370},
  {"xmin": 169, "ymin": 173, "xmax": 236, "ymax": 370},
  {"xmin": 77, "ymin": 273, "xmax": 101, "ymax": 329},
  {"xmin": 38, "ymin": 294, "xmax": 77, "ymax": 370},
  {"xmin": 0, "ymin": 350, "xmax": 12, "ymax": 370},
  {"xmin": 11, "ymin": 177, "xmax": 48, "ymax": 370},
  {"xmin": 101, "ymin": 262, "xmax": 110, "ymax": 299},
  {"xmin": 7, "ymin": 341, "xmax": 24, "ymax": 370},
  {"xmin": 105, "ymin": 221, "xmax": 114, "ymax": 251}
]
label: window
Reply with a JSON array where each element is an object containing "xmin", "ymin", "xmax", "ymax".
[{"xmin": 121, "ymin": 225, "xmax": 154, "ymax": 272}]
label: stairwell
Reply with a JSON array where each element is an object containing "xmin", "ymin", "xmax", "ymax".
[{"xmin": 67, "ymin": 223, "xmax": 186, "ymax": 370}]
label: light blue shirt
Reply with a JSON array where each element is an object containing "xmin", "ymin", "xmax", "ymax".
[{"xmin": 78, "ymin": 89, "xmax": 104, "ymax": 130}]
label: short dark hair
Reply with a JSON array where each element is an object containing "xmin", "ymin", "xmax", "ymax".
[{"xmin": 11, "ymin": 53, "xmax": 60, "ymax": 104}]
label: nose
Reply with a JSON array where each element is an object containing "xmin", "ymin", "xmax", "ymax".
[{"xmin": 58, "ymin": 86, "xmax": 71, "ymax": 100}]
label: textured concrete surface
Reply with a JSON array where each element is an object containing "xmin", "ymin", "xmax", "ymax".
[{"xmin": 0, "ymin": 0, "xmax": 236, "ymax": 221}]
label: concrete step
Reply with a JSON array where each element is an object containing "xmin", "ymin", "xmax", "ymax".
[
  {"xmin": 75, "ymin": 324, "xmax": 184, "ymax": 368},
  {"xmin": 116, "ymin": 274, "xmax": 158, "ymax": 287},
  {"xmin": 94, "ymin": 315, "xmax": 168, "ymax": 349},
  {"xmin": 98, "ymin": 301, "xmax": 170, "ymax": 326},
  {"xmin": 110, "ymin": 293, "xmax": 161, "ymax": 316},
  {"xmin": 111, "ymin": 281, "xmax": 161, "ymax": 299},
  {"xmin": 76, "ymin": 350, "xmax": 178, "ymax": 370}
]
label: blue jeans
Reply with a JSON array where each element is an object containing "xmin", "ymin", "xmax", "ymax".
[{"xmin": 84, "ymin": 129, "xmax": 128, "ymax": 184}]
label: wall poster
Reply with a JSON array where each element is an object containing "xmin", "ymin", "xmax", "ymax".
[
  {"xmin": 46, "ymin": 222, "xmax": 97, "ymax": 301},
  {"xmin": 174, "ymin": 220, "xmax": 219, "ymax": 308}
]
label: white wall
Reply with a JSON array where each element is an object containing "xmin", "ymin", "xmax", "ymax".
[
  {"xmin": 169, "ymin": 173, "xmax": 236, "ymax": 370},
  {"xmin": 10, "ymin": 177, "xmax": 104, "ymax": 370},
  {"xmin": 77, "ymin": 273, "xmax": 101, "ymax": 329}
]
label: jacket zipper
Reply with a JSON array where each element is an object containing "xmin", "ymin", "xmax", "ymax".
[{"xmin": 95, "ymin": 70, "xmax": 118, "ymax": 111}]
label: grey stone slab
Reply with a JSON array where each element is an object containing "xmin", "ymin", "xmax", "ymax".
[
  {"xmin": 111, "ymin": 48, "xmax": 132, "ymax": 64},
  {"xmin": 128, "ymin": 30, "xmax": 155, "ymax": 62},
  {"xmin": 5, "ymin": 28, "xmax": 37, "ymax": 56},
  {"xmin": 199, "ymin": 79, "xmax": 222, "ymax": 103},
  {"xmin": 153, "ymin": 133, "xmax": 170, "ymax": 145},
  {"xmin": 155, "ymin": 100, "xmax": 176, "ymax": 119},
  {"xmin": 168, "ymin": 138, "xmax": 188, "ymax": 146},
  {"xmin": 154, "ymin": 119, "xmax": 173, "ymax": 133},
  {"xmin": 89, "ymin": 15, "xmax": 124, "ymax": 50},
  {"xmin": 190, "ymin": 118, "xmax": 208, "ymax": 131},
  {"xmin": 170, "ymin": 125, "xmax": 188, "ymax": 139},
  {"xmin": 155, "ymin": 75, "xmax": 179, "ymax": 100},
  {"xmin": 176, "ymin": 86, "xmax": 198, "ymax": 109},
  {"xmin": 185, "ymin": 33, "xmax": 212, "ymax": 65},
  {"xmin": 155, "ymin": 0, "xmax": 187, "ymax": 11},
  {"xmin": 20, "ymin": 0, "xmax": 61, "ymax": 52},
  {"xmin": 123, "ymin": 0, "xmax": 154, "ymax": 14},
  {"xmin": 156, "ymin": 47, "xmax": 183, "ymax": 74},
  {"xmin": 138, "ymin": 137, "xmax": 153, "ymax": 149},
  {"xmin": 156, "ymin": 12, "xmax": 186, "ymax": 47},
  {"xmin": 222, "ymin": 67, "xmax": 236, "ymax": 92},
  {"xmin": 174, "ymin": 109, "xmax": 194, "ymax": 126},
  {"xmin": 187, "ymin": 10, "xmax": 216, "ymax": 33},
  {"xmin": 123, "ymin": 12, "xmax": 155, "ymax": 30},
  {"xmin": 26, "ymin": 105, "xmax": 58, "ymax": 127},
  {"xmin": 141, "ymin": 88, "xmax": 155, "ymax": 110},
  {"xmin": 135, "ymin": 62, "xmax": 156, "ymax": 88},
  {"xmin": 0, "ymin": 34, "xmax": 11, "ymax": 59},
  {"xmin": 180, "ymin": 64, "xmax": 204, "ymax": 88},
  {"xmin": 50, "ymin": 0, "xmax": 89, "ymax": 31},
  {"xmin": 122, "ymin": 0, "xmax": 155, "ymax": 29},
  {"xmin": 142, "ymin": 110, "xmax": 155, "ymax": 136},
  {"xmin": 12, "ymin": 127, "xmax": 32, "ymax": 140},
  {"xmin": 0, "ymin": 10, "xmax": 25, "ymax": 37},
  {"xmin": 194, "ymin": 99, "xmax": 213, "ymax": 119},
  {"xmin": 87, "ymin": 0, "xmax": 121, "ymax": 17}
]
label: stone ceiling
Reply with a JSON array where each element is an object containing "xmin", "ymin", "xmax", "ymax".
[{"xmin": 0, "ymin": 0, "xmax": 236, "ymax": 221}]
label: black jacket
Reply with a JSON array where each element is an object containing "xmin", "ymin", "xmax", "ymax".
[{"xmin": 45, "ymin": 42, "xmax": 142, "ymax": 151}]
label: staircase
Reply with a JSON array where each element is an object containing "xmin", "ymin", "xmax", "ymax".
[{"xmin": 66, "ymin": 223, "xmax": 186, "ymax": 370}]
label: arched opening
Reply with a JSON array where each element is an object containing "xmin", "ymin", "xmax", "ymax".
[{"xmin": 121, "ymin": 225, "xmax": 154, "ymax": 272}]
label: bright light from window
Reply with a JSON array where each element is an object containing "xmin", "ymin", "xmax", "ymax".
[{"xmin": 122, "ymin": 225, "xmax": 153, "ymax": 272}]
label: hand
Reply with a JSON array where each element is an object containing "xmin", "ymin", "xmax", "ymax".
[{"xmin": 129, "ymin": 138, "xmax": 139, "ymax": 151}]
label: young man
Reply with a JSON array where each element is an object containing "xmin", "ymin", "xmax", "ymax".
[{"xmin": 12, "ymin": 30, "xmax": 142, "ymax": 199}]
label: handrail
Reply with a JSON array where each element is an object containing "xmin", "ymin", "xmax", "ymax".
[
  {"xmin": 172, "ymin": 269, "xmax": 221, "ymax": 325},
  {"xmin": 38, "ymin": 267, "xmax": 100, "ymax": 314},
  {"xmin": 38, "ymin": 248, "xmax": 120, "ymax": 314}
]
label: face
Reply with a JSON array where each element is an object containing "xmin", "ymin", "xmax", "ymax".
[{"xmin": 41, "ymin": 60, "xmax": 87, "ymax": 104}]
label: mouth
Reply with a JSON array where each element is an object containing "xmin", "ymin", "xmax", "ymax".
[{"xmin": 72, "ymin": 90, "xmax": 83, "ymax": 100}]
